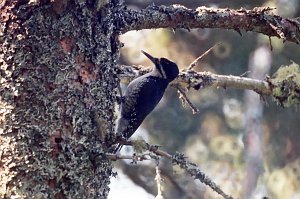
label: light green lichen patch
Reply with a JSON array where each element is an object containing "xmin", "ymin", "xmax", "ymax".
[
  {"xmin": 271, "ymin": 61, "xmax": 300, "ymax": 107},
  {"xmin": 131, "ymin": 138, "xmax": 148, "ymax": 154},
  {"xmin": 1, "ymin": 0, "xmax": 120, "ymax": 198}
]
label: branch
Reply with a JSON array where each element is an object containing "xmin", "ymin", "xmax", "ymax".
[
  {"xmin": 176, "ymin": 85, "xmax": 200, "ymax": 114},
  {"xmin": 155, "ymin": 166, "xmax": 164, "ymax": 199},
  {"xmin": 148, "ymin": 146, "xmax": 232, "ymax": 199},
  {"xmin": 178, "ymin": 70, "xmax": 272, "ymax": 95},
  {"xmin": 149, "ymin": 147, "xmax": 233, "ymax": 199},
  {"xmin": 119, "ymin": 65, "xmax": 272, "ymax": 96},
  {"xmin": 108, "ymin": 142, "xmax": 233, "ymax": 199},
  {"xmin": 172, "ymin": 153, "xmax": 233, "ymax": 199},
  {"xmin": 106, "ymin": 153, "xmax": 149, "ymax": 161},
  {"xmin": 118, "ymin": 5, "xmax": 300, "ymax": 44},
  {"xmin": 188, "ymin": 43, "xmax": 221, "ymax": 70},
  {"xmin": 116, "ymin": 158, "xmax": 192, "ymax": 197}
]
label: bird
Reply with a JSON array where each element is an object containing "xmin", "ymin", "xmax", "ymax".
[{"xmin": 114, "ymin": 50, "xmax": 179, "ymax": 153}]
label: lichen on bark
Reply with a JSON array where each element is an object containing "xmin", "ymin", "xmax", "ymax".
[
  {"xmin": 0, "ymin": 0, "xmax": 119, "ymax": 198},
  {"xmin": 270, "ymin": 61, "xmax": 300, "ymax": 107}
]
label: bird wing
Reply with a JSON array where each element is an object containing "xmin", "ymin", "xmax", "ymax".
[{"xmin": 120, "ymin": 75, "xmax": 168, "ymax": 138}]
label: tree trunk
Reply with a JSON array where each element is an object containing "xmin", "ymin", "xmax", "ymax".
[{"xmin": 0, "ymin": 0, "xmax": 119, "ymax": 198}]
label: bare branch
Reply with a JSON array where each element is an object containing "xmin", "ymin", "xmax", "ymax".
[
  {"xmin": 178, "ymin": 70, "xmax": 272, "ymax": 95},
  {"xmin": 148, "ymin": 145, "xmax": 172, "ymax": 159},
  {"xmin": 119, "ymin": 65, "xmax": 272, "ymax": 96},
  {"xmin": 118, "ymin": 5, "xmax": 300, "ymax": 44}
]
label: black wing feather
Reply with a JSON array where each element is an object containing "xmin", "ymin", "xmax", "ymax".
[
  {"xmin": 122, "ymin": 75, "xmax": 168, "ymax": 138},
  {"xmin": 114, "ymin": 75, "xmax": 168, "ymax": 152}
]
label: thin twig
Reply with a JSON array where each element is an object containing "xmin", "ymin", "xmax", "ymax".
[
  {"xmin": 188, "ymin": 43, "xmax": 221, "ymax": 70},
  {"xmin": 113, "ymin": 139, "xmax": 173, "ymax": 159},
  {"xmin": 107, "ymin": 153, "xmax": 149, "ymax": 161},
  {"xmin": 176, "ymin": 85, "xmax": 199, "ymax": 114},
  {"xmin": 155, "ymin": 166, "xmax": 164, "ymax": 199},
  {"xmin": 240, "ymin": 71, "xmax": 251, "ymax": 77},
  {"xmin": 268, "ymin": 37, "xmax": 273, "ymax": 51}
]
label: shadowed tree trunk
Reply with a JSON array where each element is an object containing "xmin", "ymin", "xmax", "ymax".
[{"xmin": 0, "ymin": 0, "xmax": 119, "ymax": 198}]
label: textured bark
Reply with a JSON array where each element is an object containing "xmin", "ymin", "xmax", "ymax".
[
  {"xmin": 0, "ymin": 0, "xmax": 119, "ymax": 198},
  {"xmin": 118, "ymin": 5, "xmax": 300, "ymax": 44}
]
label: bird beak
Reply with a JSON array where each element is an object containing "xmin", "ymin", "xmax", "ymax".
[{"xmin": 141, "ymin": 50, "xmax": 158, "ymax": 64}]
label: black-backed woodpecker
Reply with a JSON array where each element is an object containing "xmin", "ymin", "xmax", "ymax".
[{"xmin": 114, "ymin": 51, "xmax": 179, "ymax": 152}]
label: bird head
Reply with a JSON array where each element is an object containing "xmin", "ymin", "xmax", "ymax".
[{"xmin": 142, "ymin": 50, "xmax": 179, "ymax": 82}]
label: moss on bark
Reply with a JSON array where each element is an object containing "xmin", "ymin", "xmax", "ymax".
[{"xmin": 0, "ymin": 0, "xmax": 119, "ymax": 198}]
